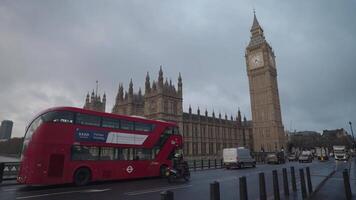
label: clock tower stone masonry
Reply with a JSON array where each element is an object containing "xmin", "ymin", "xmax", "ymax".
[{"xmin": 245, "ymin": 13, "xmax": 286, "ymax": 152}]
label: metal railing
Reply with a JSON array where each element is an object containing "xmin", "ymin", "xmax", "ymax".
[{"xmin": 0, "ymin": 162, "xmax": 20, "ymax": 183}]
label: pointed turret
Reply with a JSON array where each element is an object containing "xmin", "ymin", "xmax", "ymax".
[
  {"xmin": 91, "ymin": 90, "xmax": 95, "ymax": 101},
  {"xmin": 138, "ymin": 87, "xmax": 142, "ymax": 97},
  {"xmin": 197, "ymin": 107, "xmax": 200, "ymax": 116},
  {"xmin": 178, "ymin": 72, "xmax": 182, "ymax": 95},
  {"xmin": 145, "ymin": 72, "xmax": 151, "ymax": 93},
  {"xmin": 129, "ymin": 78, "xmax": 133, "ymax": 96},
  {"xmin": 205, "ymin": 109, "xmax": 208, "ymax": 117},
  {"xmin": 237, "ymin": 108, "xmax": 242, "ymax": 125},
  {"xmin": 189, "ymin": 105, "xmax": 192, "ymax": 114},
  {"xmin": 118, "ymin": 84, "xmax": 124, "ymax": 101},
  {"xmin": 248, "ymin": 11, "xmax": 266, "ymax": 47},
  {"xmin": 103, "ymin": 93, "xmax": 106, "ymax": 103},
  {"xmin": 152, "ymin": 81, "xmax": 157, "ymax": 90},
  {"xmin": 85, "ymin": 92, "xmax": 90, "ymax": 103},
  {"xmin": 158, "ymin": 65, "xmax": 164, "ymax": 87},
  {"xmin": 251, "ymin": 11, "xmax": 262, "ymax": 31},
  {"xmin": 212, "ymin": 110, "xmax": 215, "ymax": 118}
]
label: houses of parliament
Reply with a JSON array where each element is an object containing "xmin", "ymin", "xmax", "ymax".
[{"xmin": 83, "ymin": 14, "xmax": 287, "ymax": 159}]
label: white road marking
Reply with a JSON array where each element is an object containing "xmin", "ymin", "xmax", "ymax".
[
  {"xmin": 16, "ymin": 188, "xmax": 111, "ymax": 199},
  {"xmin": 3, "ymin": 188, "xmax": 17, "ymax": 192},
  {"xmin": 125, "ymin": 184, "xmax": 192, "ymax": 196},
  {"xmin": 84, "ymin": 188, "xmax": 112, "ymax": 193}
]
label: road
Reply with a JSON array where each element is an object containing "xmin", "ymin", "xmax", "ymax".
[
  {"xmin": 0, "ymin": 160, "xmax": 335, "ymax": 200},
  {"xmin": 313, "ymin": 159, "xmax": 355, "ymax": 200}
]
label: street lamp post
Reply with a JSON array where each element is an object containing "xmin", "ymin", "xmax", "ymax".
[{"xmin": 349, "ymin": 121, "xmax": 355, "ymax": 149}]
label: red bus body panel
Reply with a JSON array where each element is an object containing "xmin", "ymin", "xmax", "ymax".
[{"xmin": 18, "ymin": 107, "xmax": 182, "ymax": 185}]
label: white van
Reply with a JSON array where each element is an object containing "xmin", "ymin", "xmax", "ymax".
[{"xmin": 223, "ymin": 147, "xmax": 256, "ymax": 169}]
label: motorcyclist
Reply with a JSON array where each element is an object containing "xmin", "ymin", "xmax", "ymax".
[{"xmin": 173, "ymin": 153, "xmax": 188, "ymax": 175}]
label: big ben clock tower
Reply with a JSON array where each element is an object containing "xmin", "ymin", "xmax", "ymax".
[{"xmin": 246, "ymin": 12, "xmax": 286, "ymax": 152}]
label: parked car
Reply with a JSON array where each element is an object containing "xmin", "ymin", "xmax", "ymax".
[
  {"xmin": 287, "ymin": 153, "xmax": 297, "ymax": 161},
  {"xmin": 266, "ymin": 152, "xmax": 285, "ymax": 164},
  {"xmin": 223, "ymin": 147, "xmax": 256, "ymax": 169},
  {"xmin": 299, "ymin": 151, "xmax": 313, "ymax": 163}
]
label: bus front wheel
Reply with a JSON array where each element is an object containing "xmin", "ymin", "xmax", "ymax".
[{"xmin": 74, "ymin": 167, "xmax": 91, "ymax": 186}]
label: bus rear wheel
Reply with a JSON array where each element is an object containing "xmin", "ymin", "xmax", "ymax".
[{"xmin": 74, "ymin": 167, "xmax": 91, "ymax": 186}]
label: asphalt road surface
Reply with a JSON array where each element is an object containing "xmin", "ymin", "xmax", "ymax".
[{"xmin": 1, "ymin": 160, "xmax": 335, "ymax": 200}]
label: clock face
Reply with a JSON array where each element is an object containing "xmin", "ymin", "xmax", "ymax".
[{"xmin": 249, "ymin": 52, "xmax": 264, "ymax": 69}]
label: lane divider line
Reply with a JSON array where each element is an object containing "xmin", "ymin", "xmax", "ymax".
[
  {"xmin": 125, "ymin": 184, "xmax": 192, "ymax": 196},
  {"xmin": 16, "ymin": 188, "xmax": 111, "ymax": 199}
]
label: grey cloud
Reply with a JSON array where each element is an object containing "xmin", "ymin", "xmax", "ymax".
[{"xmin": 0, "ymin": 0, "xmax": 355, "ymax": 137}]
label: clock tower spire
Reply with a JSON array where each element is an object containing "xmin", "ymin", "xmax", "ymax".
[{"xmin": 245, "ymin": 12, "xmax": 286, "ymax": 152}]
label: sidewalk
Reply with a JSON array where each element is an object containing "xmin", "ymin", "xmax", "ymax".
[{"xmin": 312, "ymin": 158, "xmax": 356, "ymax": 200}]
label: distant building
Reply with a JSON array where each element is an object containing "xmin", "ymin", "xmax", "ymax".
[
  {"xmin": 323, "ymin": 128, "xmax": 348, "ymax": 138},
  {"xmin": 0, "ymin": 120, "xmax": 13, "ymax": 140}
]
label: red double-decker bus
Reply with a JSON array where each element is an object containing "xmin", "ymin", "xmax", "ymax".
[{"xmin": 18, "ymin": 107, "xmax": 182, "ymax": 186}]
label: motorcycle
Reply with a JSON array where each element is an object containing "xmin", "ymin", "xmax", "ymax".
[{"xmin": 165, "ymin": 164, "xmax": 190, "ymax": 182}]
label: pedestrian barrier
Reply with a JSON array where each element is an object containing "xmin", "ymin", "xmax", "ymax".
[
  {"xmin": 239, "ymin": 176, "xmax": 247, "ymax": 200},
  {"xmin": 0, "ymin": 162, "xmax": 20, "ymax": 183},
  {"xmin": 187, "ymin": 159, "xmax": 224, "ymax": 171},
  {"xmin": 160, "ymin": 190, "xmax": 174, "ymax": 200},
  {"xmin": 282, "ymin": 168, "xmax": 289, "ymax": 196},
  {"xmin": 210, "ymin": 181, "xmax": 220, "ymax": 200},
  {"xmin": 299, "ymin": 168, "xmax": 307, "ymax": 199},
  {"xmin": 343, "ymin": 169, "xmax": 352, "ymax": 200},
  {"xmin": 259, "ymin": 172, "xmax": 266, "ymax": 200},
  {"xmin": 272, "ymin": 170, "xmax": 280, "ymax": 200},
  {"xmin": 160, "ymin": 166, "xmax": 318, "ymax": 200}
]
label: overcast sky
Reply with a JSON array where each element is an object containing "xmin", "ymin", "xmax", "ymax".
[{"xmin": 0, "ymin": 0, "xmax": 355, "ymax": 138}]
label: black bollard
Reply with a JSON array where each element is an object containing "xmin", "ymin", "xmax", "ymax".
[
  {"xmin": 0, "ymin": 163, "xmax": 4, "ymax": 183},
  {"xmin": 272, "ymin": 170, "xmax": 280, "ymax": 200},
  {"xmin": 306, "ymin": 167, "xmax": 313, "ymax": 194},
  {"xmin": 343, "ymin": 169, "xmax": 352, "ymax": 200},
  {"xmin": 220, "ymin": 159, "xmax": 223, "ymax": 168},
  {"xmin": 299, "ymin": 168, "xmax": 307, "ymax": 199},
  {"xmin": 160, "ymin": 190, "xmax": 174, "ymax": 200},
  {"xmin": 259, "ymin": 172, "xmax": 267, "ymax": 200},
  {"xmin": 214, "ymin": 159, "xmax": 217, "ymax": 168},
  {"xmin": 201, "ymin": 159, "xmax": 204, "ymax": 170},
  {"xmin": 193, "ymin": 160, "xmax": 196, "ymax": 171},
  {"xmin": 239, "ymin": 176, "xmax": 248, "ymax": 200},
  {"xmin": 290, "ymin": 167, "xmax": 297, "ymax": 192},
  {"xmin": 208, "ymin": 159, "xmax": 211, "ymax": 169},
  {"xmin": 210, "ymin": 181, "xmax": 220, "ymax": 200},
  {"xmin": 282, "ymin": 168, "xmax": 289, "ymax": 196}
]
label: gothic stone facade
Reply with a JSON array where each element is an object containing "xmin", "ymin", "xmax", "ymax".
[
  {"xmin": 84, "ymin": 90, "xmax": 106, "ymax": 112},
  {"xmin": 83, "ymin": 14, "xmax": 286, "ymax": 156},
  {"xmin": 84, "ymin": 67, "xmax": 252, "ymax": 159},
  {"xmin": 245, "ymin": 13, "xmax": 287, "ymax": 152}
]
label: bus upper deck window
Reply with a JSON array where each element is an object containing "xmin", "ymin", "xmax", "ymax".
[
  {"xmin": 42, "ymin": 111, "xmax": 74, "ymax": 124},
  {"xmin": 76, "ymin": 113, "xmax": 101, "ymax": 127},
  {"xmin": 121, "ymin": 120, "xmax": 134, "ymax": 130}
]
